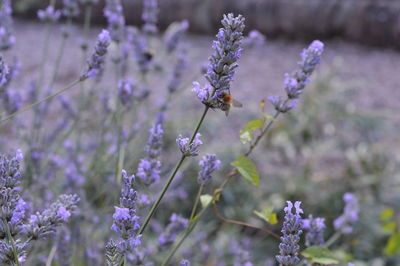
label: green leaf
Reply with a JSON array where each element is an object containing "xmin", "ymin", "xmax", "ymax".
[
  {"xmin": 384, "ymin": 232, "xmax": 400, "ymax": 256},
  {"xmin": 302, "ymin": 246, "xmax": 340, "ymax": 265},
  {"xmin": 382, "ymin": 221, "xmax": 397, "ymax": 233},
  {"xmin": 239, "ymin": 119, "xmax": 264, "ymax": 144},
  {"xmin": 254, "ymin": 206, "xmax": 278, "ymax": 225},
  {"xmin": 200, "ymin": 194, "xmax": 213, "ymax": 208},
  {"xmin": 380, "ymin": 208, "xmax": 394, "ymax": 221},
  {"xmin": 231, "ymin": 155, "xmax": 260, "ymax": 186}
]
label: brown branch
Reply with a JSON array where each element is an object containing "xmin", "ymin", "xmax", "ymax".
[{"xmin": 212, "ymin": 202, "xmax": 280, "ymax": 240}]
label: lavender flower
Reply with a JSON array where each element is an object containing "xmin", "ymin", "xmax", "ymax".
[
  {"xmin": 284, "ymin": 40, "xmax": 324, "ymax": 99},
  {"xmin": 158, "ymin": 213, "xmax": 188, "ymax": 248},
  {"xmin": 276, "ymin": 201, "xmax": 303, "ymax": 266},
  {"xmin": 62, "ymin": 0, "xmax": 80, "ymax": 18},
  {"xmin": 118, "ymin": 79, "xmax": 135, "ymax": 108},
  {"xmin": 142, "ymin": 0, "xmax": 159, "ymax": 34},
  {"xmin": 137, "ymin": 124, "xmax": 163, "ymax": 185},
  {"xmin": 127, "ymin": 26, "xmax": 152, "ymax": 74},
  {"xmin": 25, "ymin": 194, "xmax": 80, "ymax": 240},
  {"xmin": 243, "ymin": 30, "xmax": 266, "ymax": 49},
  {"xmin": 81, "ymin": 30, "xmax": 111, "ymax": 80},
  {"xmin": 38, "ymin": 6, "xmax": 61, "ymax": 22},
  {"xmin": 0, "ymin": 151, "xmax": 24, "ymax": 234},
  {"xmin": 0, "ymin": 0, "xmax": 15, "ymax": 51},
  {"xmin": 164, "ymin": 20, "xmax": 189, "ymax": 53},
  {"xmin": 230, "ymin": 239, "xmax": 253, "ymax": 266},
  {"xmin": 193, "ymin": 14, "xmax": 245, "ymax": 111},
  {"xmin": 176, "ymin": 133, "xmax": 202, "ymax": 156},
  {"xmin": 333, "ymin": 193, "xmax": 359, "ymax": 234},
  {"xmin": 303, "ymin": 215, "xmax": 325, "ymax": 247},
  {"xmin": 110, "ymin": 170, "xmax": 141, "ymax": 253},
  {"xmin": 144, "ymin": 124, "xmax": 163, "ymax": 159},
  {"xmin": 180, "ymin": 259, "xmax": 191, "ymax": 266},
  {"xmin": 168, "ymin": 48, "xmax": 187, "ymax": 93},
  {"xmin": 137, "ymin": 159, "xmax": 161, "ymax": 186},
  {"xmin": 104, "ymin": 0, "xmax": 125, "ymax": 42},
  {"xmin": 192, "ymin": 82, "xmax": 210, "ymax": 103},
  {"xmin": 197, "ymin": 154, "xmax": 221, "ymax": 185},
  {"xmin": 269, "ymin": 40, "xmax": 324, "ymax": 113},
  {"xmin": 267, "ymin": 96, "xmax": 298, "ymax": 113},
  {"xmin": 0, "ymin": 56, "xmax": 9, "ymax": 89}
]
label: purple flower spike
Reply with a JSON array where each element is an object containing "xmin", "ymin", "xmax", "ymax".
[
  {"xmin": 177, "ymin": 133, "xmax": 203, "ymax": 157},
  {"xmin": 198, "ymin": 154, "xmax": 221, "ymax": 185},
  {"xmin": 303, "ymin": 215, "xmax": 326, "ymax": 247},
  {"xmin": 334, "ymin": 192, "xmax": 359, "ymax": 234},
  {"xmin": 276, "ymin": 201, "xmax": 303, "ymax": 266}
]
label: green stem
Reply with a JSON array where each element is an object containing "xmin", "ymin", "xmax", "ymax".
[
  {"xmin": 0, "ymin": 79, "xmax": 82, "ymax": 125},
  {"xmin": 45, "ymin": 245, "xmax": 57, "ymax": 266},
  {"xmin": 189, "ymin": 184, "xmax": 204, "ymax": 221},
  {"xmin": 138, "ymin": 106, "xmax": 210, "ymax": 235},
  {"xmin": 324, "ymin": 231, "xmax": 342, "ymax": 248},
  {"xmin": 138, "ymin": 155, "xmax": 186, "ymax": 235},
  {"xmin": 4, "ymin": 220, "xmax": 20, "ymax": 266}
]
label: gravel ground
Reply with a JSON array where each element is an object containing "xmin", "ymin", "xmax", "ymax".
[{"xmin": 4, "ymin": 20, "xmax": 400, "ymax": 137}]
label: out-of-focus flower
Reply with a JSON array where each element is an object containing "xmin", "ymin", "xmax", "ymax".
[
  {"xmin": 0, "ymin": 0, "xmax": 15, "ymax": 51},
  {"xmin": 276, "ymin": 201, "xmax": 303, "ymax": 266},
  {"xmin": 168, "ymin": 48, "xmax": 187, "ymax": 93},
  {"xmin": 303, "ymin": 215, "xmax": 325, "ymax": 247},
  {"xmin": 137, "ymin": 124, "xmax": 163, "ymax": 185},
  {"xmin": 25, "ymin": 194, "xmax": 80, "ymax": 240},
  {"xmin": 62, "ymin": 0, "xmax": 80, "ymax": 18},
  {"xmin": 104, "ymin": 0, "xmax": 125, "ymax": 42},
  {"xmin": 38, "ymin": 6, "xmax": 61, "ymax": 22},
  {"xmin": 142, "ymin": 0, "xmax": 159, "ymax": 34},
  {"xmin": 176, "ymin": 133, "xmax": 202, "ymax": 156},
  {"xmin": 118, "ymin": 79, "xmax": 135, "ymax": 108},
  {"xmin": 197, "ymin": 154, "xmax": 221, "ymax": 185},
  {"xmin": 81, "ymin": 30, "xmax": 111, "ymax": 80},
  {"xmin": 158, "ymin": 213, "xmax": 188, "ymax": 248},
  {"xmin": 164, "ymin": 20, "xmax": 189, "ymax": 53},
  {"xmin": 243, "ymin": 30, "xmax": 266, "ymax": 49},
  {"xmin": 334, "ymin": 193, "xmax": 359, "ymax": 234}
]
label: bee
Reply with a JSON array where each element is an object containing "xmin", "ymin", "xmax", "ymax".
[
  {"xmin": 142, "ymin": 50, "xmax": 154, "ymax": 61},
  {"xmin": 217, "ymin": 92, "xmax": 243, "ymax": 116}
]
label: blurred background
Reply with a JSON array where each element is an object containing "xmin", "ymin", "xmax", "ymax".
[{"xmin": 2, "ymin": 0, "xmax": 400, "ymax": 265}]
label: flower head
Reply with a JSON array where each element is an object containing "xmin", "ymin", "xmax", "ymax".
[
  {"xmin": 104, "ymin": 0, "xmax": 125, "ymax": 42},
  {"xmin": 200, "ymin": 13, "xmax": 245, "ymax": 110},
  {"xmin": 81, "ymin": 30, "xmax": 111, "ymax": 80},
  {"xmin": 303, "ymin": 215, "xmax": 325, "ymax": 247},
  {"xmin": 176, "ymin": 133, "xmax": 203, "ymax": 156},
  {"xmin": 62, "ymin": 0, "xmax": 80, "ymax": 18},
  {"xmin": 243, "ymin": 30, "xmax": 266, "ymax": 48},
  {"xmin": 0, "ymin": 0, "xmax": 15, "ymax": 51},
  {"xmin": 118, "ymin": 79, "xmax": 135, "ymax": 108},
  {"xmin": 333, "ymin": 192, "xmax": 359, "ymax": 234},
  {"xmin": 276, "ymin": 201, "xmax": 303, "ymax": 266},
  {"xmin": 164, "ymin": 20, "xmax": 189, "ymax": 53},
  {"xmin": 38, "ymin": 6, "xmax": 61, "ymax": 22},
  {"xmin": 142, "ymin": 0, "xmax": 159, "ymax": 34},
  {"xmin": 198, "ymin": 154, "xmax": 221, "ymax": 185},
  {"xmin": 158, "ymin": 213, "xmax": 188, "ymax": 248}
]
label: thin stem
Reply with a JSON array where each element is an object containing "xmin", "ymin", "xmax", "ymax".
[
  {"xmin": 4, "ymin": 220, "xmax": 20, "ymax": 266},
  {"xmin": 212, "ymin": 202, "xmax": 280, "ymax": 240},
  {"xmin": 138, "ymin": 106, "xmax": 210, "ymax": 235},
  {"xmin": 189, "ymin": 184, "xmax": 204, "ymax": 221},
  {"xmin": 0, "ymin": 79, "xmax": 82, "ymax": 125},
  {"xmin": 324, "ymin": 231, "xmax": 342, "ymax": 248},
  {"xmin": 45, "ymin": 245, "xmax": 57, "ymax": 266},
  {"xmin": 138, "ymin": 155, "xmax": 186, "ymax": 235}
]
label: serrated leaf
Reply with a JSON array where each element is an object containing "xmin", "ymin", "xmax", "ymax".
[
  {"xmin": 231, "ymin": 155, "xmax": 259, "ymax": 186},
  {"xmin": 239, "ymin": 119, "xmax": 264, "ymax": 144},
  {"xmin": 200, "ymin": 194, "xmax": 213, "ymax": 208},
  {"xmin": 302, "ymin": 246, "xmax": 340, "ymax": 265},
  {"xmin": 254, "ymin": 206, "xmax": 278, "ymax": 225},
  {"xmin": 380, "ymin": 208, "xmax": 394, "ymax": 221},
  {"xmin": 384, "ymin": 232, "xmax": 400, "ymax": 256}
]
